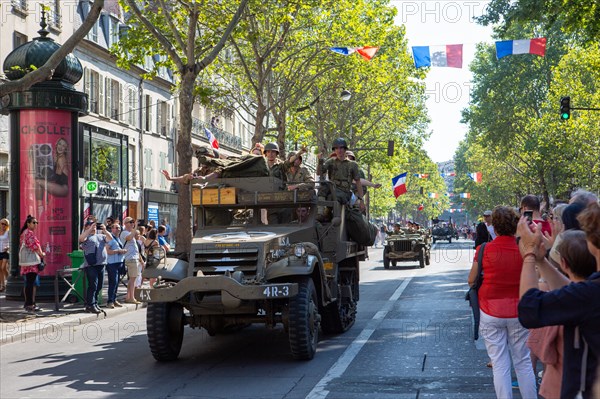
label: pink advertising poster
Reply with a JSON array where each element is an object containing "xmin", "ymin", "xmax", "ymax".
[{"xmin": 19, "ymin": 110, "xmax": 73, "ymax": 276}]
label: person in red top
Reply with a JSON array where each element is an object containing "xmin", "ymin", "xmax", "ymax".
[
  {"xmin": 468, "ymin": 206, "xmax": 537, "ymax": 399},
  {"xmin": 520, "ymin": 194, "xmax": 552, "ymax": 236}
]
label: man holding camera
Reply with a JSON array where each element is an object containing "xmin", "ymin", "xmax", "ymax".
[{"xmin": 79, "ymin": 216, "xmax": 113, "ymax": 314}]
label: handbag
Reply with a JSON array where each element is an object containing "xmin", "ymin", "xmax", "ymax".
[
  {"xmin": 19, "ymin": 242, "xmax": 41, "ymax": 266},
  {"xmin": 38, "ymin": 260, "xmax": 46, "ymax": 272},
  {"xmin": 465, "ymin": 242, "xmax": 486, "ymax": 340}
]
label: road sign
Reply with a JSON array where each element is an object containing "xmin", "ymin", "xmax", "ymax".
[{"xmin": 85, "ymin": 181, "xmax": 98, "ymax": 194}]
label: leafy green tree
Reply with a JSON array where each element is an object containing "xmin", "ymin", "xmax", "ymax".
[
  {"xmin": 115, "ymin": 0, "xmax": 248, "ymax": 252},
  {"xmin": 460, "ymin": 23, "xmax": 600, "ymax": 209},
  {"xmin": 478, "ymin": 0, "xmax": 600, "ymax": 44}
]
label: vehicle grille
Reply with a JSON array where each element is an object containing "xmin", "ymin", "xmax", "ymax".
[
  {"xmin": 193, "ymin": 248, "xmax": 259, "ymax": 276},
  {"xmin": 393, "ymin": 241, "xmax": 413, "ymax": 252}
]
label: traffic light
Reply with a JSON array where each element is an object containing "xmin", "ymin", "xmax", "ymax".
[{"xmin": 560, "ymin": 96, "xmax": 571, "ymax": 120}]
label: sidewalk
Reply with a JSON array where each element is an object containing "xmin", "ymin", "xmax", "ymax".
[{"xmin": 0, "ymin": 278, "xmax": 145, "ymax": 345}]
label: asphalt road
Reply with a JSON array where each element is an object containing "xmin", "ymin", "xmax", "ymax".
[{"xmin": 1, "ymin": 240, "xmax": 508, "ymax": 399}]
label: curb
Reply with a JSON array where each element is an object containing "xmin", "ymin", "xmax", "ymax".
[{"xmin": 0, "ymin": 302, "xmax": 145, "ymax": 345}]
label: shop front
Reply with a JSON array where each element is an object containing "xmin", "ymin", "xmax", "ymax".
[{"xmin": 144, "ymin": 189, "xmax": 178, "ymax": 248}]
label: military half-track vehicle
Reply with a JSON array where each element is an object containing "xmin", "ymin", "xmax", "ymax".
[
  {"xmin": 136, "ymin": 177, "xmax": 364, "ymax": 361},
  {"xmin": 383, "ymin": 230, "xmax": 431, "ymax": 269},
  {"xmin": 432, "ymin": 224, "xmax": 454, "ymax": 243}
]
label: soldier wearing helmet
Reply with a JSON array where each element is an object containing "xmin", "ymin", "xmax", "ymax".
[
  {"xmin": 318, "ymin": 137, "xmax": 365, "ymax": 212},
  {"xmin": 263, "ymin": 142, "xmax": 288, "ymax": 182}
]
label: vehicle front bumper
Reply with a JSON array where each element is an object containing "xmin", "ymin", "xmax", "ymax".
[{"xmin": 135, "ymin": 275, "xmax": 298, "ymax": 308}]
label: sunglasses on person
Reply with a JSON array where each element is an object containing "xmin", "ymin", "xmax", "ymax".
[
  {"xmin": 0, "ymin": 222, "xmax": 7, "ymax": 226},
  {"xmin": 31, "ymin": 221, "xmax": 39, "ymax": 224},
  {"xmin": 126, "ymin": 220, "xmax": 135, "ymax": 224}
]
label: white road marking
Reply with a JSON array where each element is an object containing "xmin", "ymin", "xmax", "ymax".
[{"xmin": 306, "ymin": 272, "xmax": 415, "ymax": 399}]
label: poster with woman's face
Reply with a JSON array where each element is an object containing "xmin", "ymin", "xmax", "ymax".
[{"xmin": 19, "ymin": 110, "xmax": 73, "ymax": 276}]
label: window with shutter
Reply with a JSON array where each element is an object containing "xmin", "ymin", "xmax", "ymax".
[{"xmin": 98, "ymin": 75, "xmax": 105, "ymax": 116}]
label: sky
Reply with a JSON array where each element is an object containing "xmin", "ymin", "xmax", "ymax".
[{"xmin": 391, "ymin": 0, "xmax": 494, "ymax": 163}]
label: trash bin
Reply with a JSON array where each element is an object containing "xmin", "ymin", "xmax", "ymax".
[{"xmin": 67, "ymin": 251, "xmax": 103, "ymax": 305}]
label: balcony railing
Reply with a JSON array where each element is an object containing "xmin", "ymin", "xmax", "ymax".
[{"xmin": 191, "ymin": 117, "xmax": 242, "ymax": 151}]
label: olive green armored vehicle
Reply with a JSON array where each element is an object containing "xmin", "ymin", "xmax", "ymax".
[{"xmin": 137, "ymin": 177, "xmax": 364, "ymax": 361}]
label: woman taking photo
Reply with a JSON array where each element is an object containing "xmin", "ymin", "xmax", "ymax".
[
  {"xmin": 18, "ymin": 215, "xmax": 45, "ymax": 312},
  {"xmin": 0, "ymin": 218, "xmax": 10, "ymax": 291},
  {"xmin": 468, "ymin": 206, "xmax": 537, "ymax": 399}
]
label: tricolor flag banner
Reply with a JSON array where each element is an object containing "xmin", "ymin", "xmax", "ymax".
[
  {"xmin": 392, "ymin": 172, "xmax": 408, "ymax": 198},
  {"xmin": 418, "ymin": 204, "xmax": 424, "ymax": 211},
  {"xmin": 330, "ymin": 47, "xmax": 357, "ymax": 55},
  {"xmin": 495, "ymin": 38, "xmax": 547, "ymax": 59},
  {"xmin": 460, "ymin": 193, "xmax": 471, "ymax": 199},
  {"xmin": 428, "ymin": 192, "xmax": 438, "ymax": 199},
  {"xmin": 412, "ymin": 44, "xmax": 463, "ymax": 68},
  {"xmin": 356, "ymin": 46, "xmax": 379, "ymax": 61},
  {"xmin": 468, "ymin": 172, "xmax": 482, "ymax": 183},
  {"xmin": 446, "ymin": 192, "xmax": 454, "ymax": 197},
  {"xmin": 413, "ymin": 173, "xmax": 430, "ymax": 178},
  {"xmin": 330, "ymin": 46, "xmax": 379, "ymax": 61},
  {"xmin": 441, "ymin": 172, "xmax": 456, "ymax": 177},
  {"xmin": 204, "ymin": 128, "xmax": 219, "ymax": 149}
]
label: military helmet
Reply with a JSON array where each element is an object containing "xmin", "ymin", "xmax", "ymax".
[
  {"xmin": 264, "ymin": 142, "xmax": 280, "ymax": 153},
  {"xmin": 331, "ymin": 137, "xmax": 348, "ymax": 150}
]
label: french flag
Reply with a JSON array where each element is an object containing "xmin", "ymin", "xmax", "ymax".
[
  {"xmin": 460, "ymin": 193, "xmax": 471, "ymax": 199},
  {"xmin": 392, "ymin": 172, "xmax": 408, "ymax": 198},
  {"xmin": 468, "ymin": 172, "xmax": 482, "ymax": 183},
  {"xmin": 495, "ymin": 38, "xmax": 547, "ymax": 59},
  {"xmin": 204, "ymin": 128, "xmax": 219, "ymax": 149},
  {"xmin": 412, "ymin": 44, "xmax": 463, "ymax": 68}
]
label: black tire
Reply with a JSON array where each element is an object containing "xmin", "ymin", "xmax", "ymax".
[
  {"xmin": 448, "ymin": 237, "xmax": 452, "ymax": 243},
  {"xmin": 391, "ymin": 260, "xmax": 397, "ymax": 267},
  {"xmin": 288, "ymin": 278, "xmax": 320, "ymax": 360},
  {"xmin": 432, "ymin": 238, "xmax": 436, "ymax": 244},
  {"xmin": 321, "ymin": 268, "xmax": 358, "ymax": 335},
  {"xmin": 419, "ymin": 249, "xmax": 425, "ymax": 268},
  {"xmin": 147, "ymin": 302, "xmax": 185, "ymax": 361},
  {"xmin": 425, "ymin": 251, "xmax": 431, "ymax": 266},
  {"xmin": 383, "ymin": 247, "xmax": 390, "ymax": 269}
]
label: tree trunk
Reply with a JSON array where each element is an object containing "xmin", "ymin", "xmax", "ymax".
[
  {"xmin": 275, "ymin": 108, "xmax": 286, "ymax": 159},
  {"xmin": 174, "ymin": 71, "xmax": 196, "ymax": 254},
  {"xmin": 252, "ymin": 101, "xmax": 267, "ymax": 146}
]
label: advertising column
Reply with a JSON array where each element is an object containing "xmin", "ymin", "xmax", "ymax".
[{"xmin": 19, "ymin": 110, "xmax": 73, "ymax": 277}]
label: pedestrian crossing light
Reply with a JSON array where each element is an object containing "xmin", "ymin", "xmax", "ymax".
[{"xmin": 560, "ymin": 96, "xmax": 571, "ymax": 120}]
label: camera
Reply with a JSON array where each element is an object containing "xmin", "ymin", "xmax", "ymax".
[
  {"xmin": 523, "ymin": 210, "xmax": 533, "ymax": 223},
  {"xmin": 96, "ymin": 223, "xmax": 105, "ymax": 231}
]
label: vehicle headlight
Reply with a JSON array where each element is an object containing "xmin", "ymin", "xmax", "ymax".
[
  {"xmin": 411, "ymin": 240, "xmax": 417, "ymax": 246},
  {"xmin": 294, "ymin": 244, "xmax": 305, "ymax": 258}
]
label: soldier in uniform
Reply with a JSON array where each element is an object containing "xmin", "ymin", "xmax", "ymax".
[
  {"xmin": 318, "ymin": 138, "xmax": 365, "ymax": 212},
  {"xmin": 286, "ymin": 148, "xmax": 314, "ymax": 191},
  {"xmin": 263, "ymin": 143, "xmax": 293, "ymax": 224}
]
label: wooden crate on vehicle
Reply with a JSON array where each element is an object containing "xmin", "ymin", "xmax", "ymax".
[{"xmin": 192, "ymin": 187, "xmax": 237, "ymax": 205}]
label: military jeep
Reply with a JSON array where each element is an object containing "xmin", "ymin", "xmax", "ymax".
[
  {"xmin": 136, "ymin": 177, "xmax": 364, "ymax": 361},
  {"xmin": 432, "ymin": 224, "xmax": 454, "ymax": 243},
  {"xmin": 383, "ymin": 232, "xmax": 431, "ymax": 269}
]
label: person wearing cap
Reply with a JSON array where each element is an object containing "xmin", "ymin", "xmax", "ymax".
[
  {"xmin": 346, "ymin": 150, "xmax": 382, "ymax": 190},
  {"xmin": 484, "ymin": 210, "xmax": 497, "ymax": 240},
  {"xmin": 286, "ymin": 148, "xmax": 314, "ymax": 191},
  {"xmin": 250, "ymin": 142, "xmax": 264, "ymax": 156},
  {"xmin": 318, "ymin": 137, "xmax": 365, "ymax": 212}
]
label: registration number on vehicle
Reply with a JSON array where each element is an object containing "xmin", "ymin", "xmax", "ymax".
[{"xmin": 263, "ymin": 285, "xmax": 291, "ymax": 298}]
